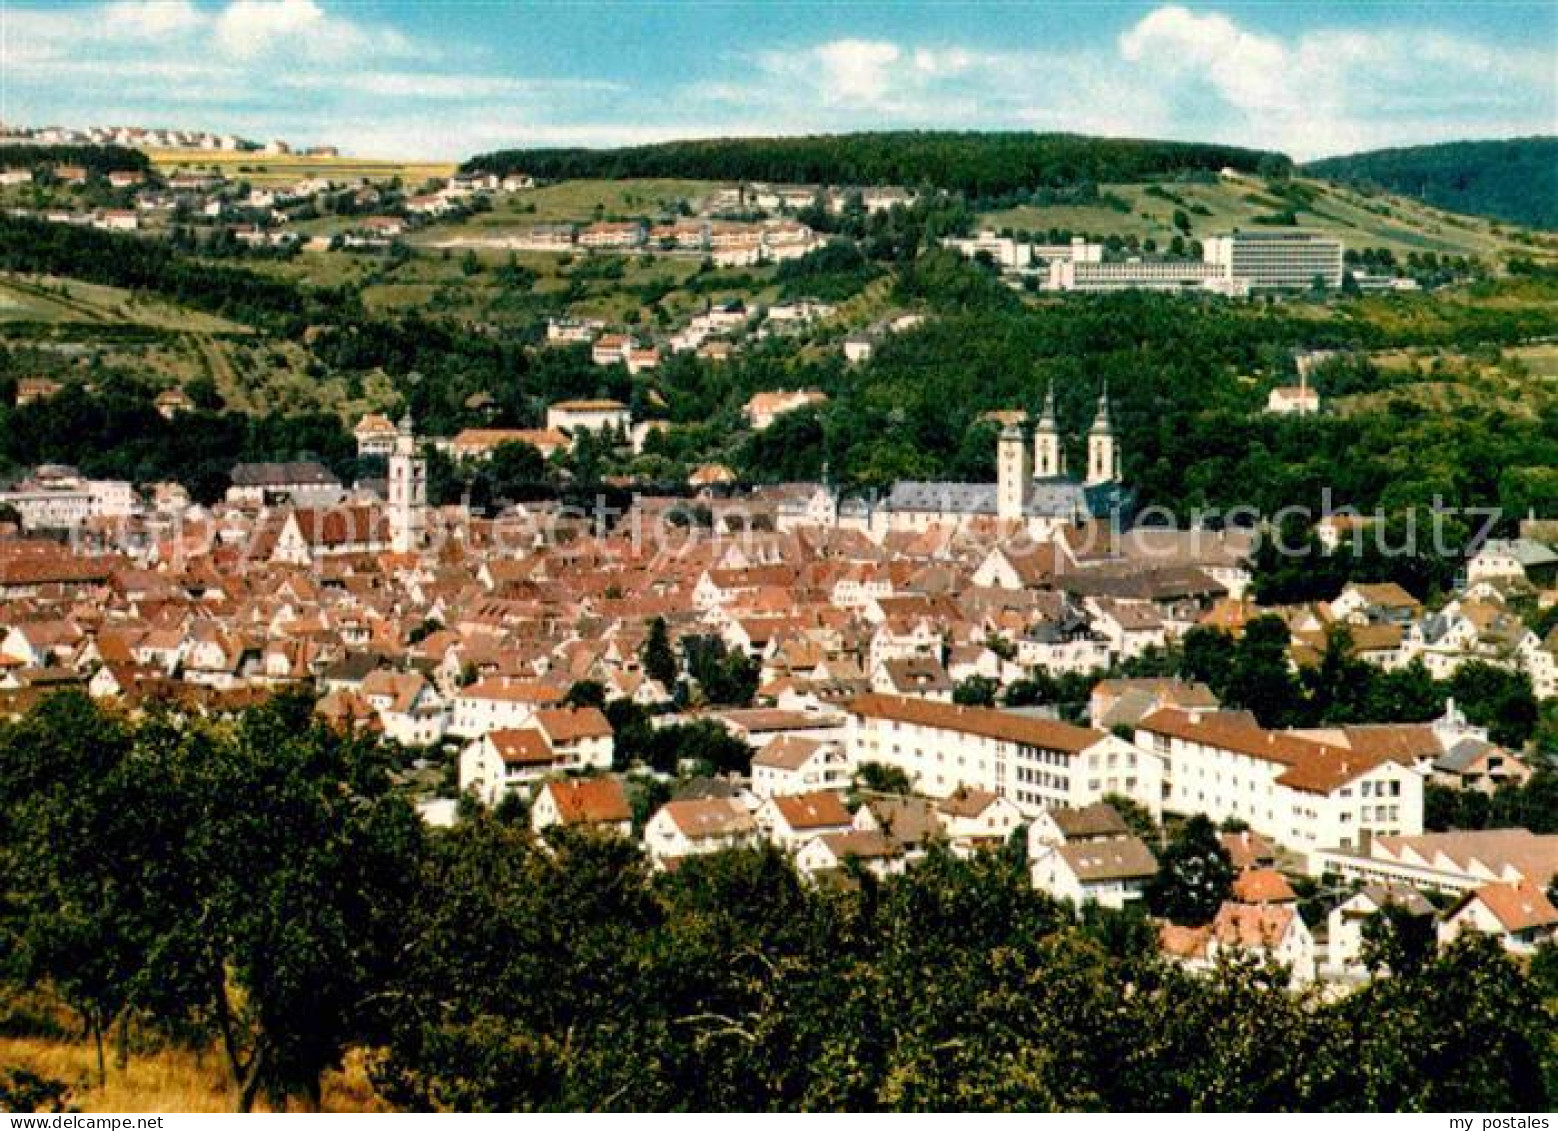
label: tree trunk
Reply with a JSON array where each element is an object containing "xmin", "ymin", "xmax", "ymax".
[
  {"xmin": 115, "ymin": 1012, "xmax": 131, "ymax": 1071},
  {"xmin": 298, "ymin": 1073, "xmax": 322, "ymax": 1113},
  {"xmin": 91, "ymin": 1016, "xmax": 106, "ymax": 1088},
  {"xmin": 236, "ymin": 1042, "xmax": 266, "ymax": 1114},
  {"xmin": 213, "ymin": 968, "xmax": 245, "ymax": 1093}
]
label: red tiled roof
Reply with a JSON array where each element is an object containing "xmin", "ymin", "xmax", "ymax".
[
  {"xmin": 772, "ymin": 790, "xmax": 852, "ymax": 831},
  {"xmin": 487, "ymin": 728, "xmax": 554, "ymax": 766},
  {"xmin": 850, "ymin": 693, "xmax": 1100, "ymax": 754},
  {"xmin": 533, "ymin": 706, "xmax": 612, "ymax": 743},
  {"xmin": 543, "ymin": 777, "xmax": 632, "ymax": 825}
]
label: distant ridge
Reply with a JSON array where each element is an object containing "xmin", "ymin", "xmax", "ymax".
[
  {"xmin": 1305, "ymin": 137, "xmax": 1558, "ymax": 231},
  {"xmin": 464, "ymin": 130, "xmax": 1288, "ymax": 198}
]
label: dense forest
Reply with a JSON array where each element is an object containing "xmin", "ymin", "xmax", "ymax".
[
  {"xmin": 0, "ymin": 145, "xmax": 149, "ymax": 177},
  {"xmin": 465, "ymin": 131, "xmax": 1287, "ymax": 198},
  {"xmin": 1306, "ymin": 138, "xmax": 1558, "ymax": 231},
  {"xmin": 0, "ymin": 692, "xmax": 1553, "ymax": 1112}
]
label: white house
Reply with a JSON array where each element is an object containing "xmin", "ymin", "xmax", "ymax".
[
  {"xmin": 751, "ymin": 736, "xmax": 852, "ymax": 798},
  {"xmin": 1030, "ymin": 835, "xmax": 1157, "ymax": 910},
  {"xmin": 1135, "ymin": 708, "xmax": 1423, "ymax": 862},
  {"xmin": 644, "ymin": 797, "xmax": 758, "ymax": 869},
  {"xmin": 545, "ymin": 399, "xmax": 632, "ymax": 436},
  {"xmin": 795, "ymin": 830, "xmax": 907, "ymax": 879},
  {"xmin": 531, "ymin": 706, "xmax": 615, "ymax": 772},
  {"xmin": 359, "ymin": 669, "xmax": 447, "ymax": 746},
  {"xmin": 754, "ymin": 790, "xmax": 854, "ymax": 849},
  {"xmin": 1323, "ymin": 883, "xmax": 1435, "ymax": 978},
  {"xmin": 459, "ymin": 727, "xmax": 555, "ymax": 805},
  {"xmin": 1206, "ymin": 901, "xmax": 1316, "ymax": 986},
  {"xmin": 1439, "ymin": 880, "xmax": 1558, "ymax": 956},
  {"xmin": 935, "ymin": 788, "xmax": 1025, "ymax": 854},
  {"xmin": 448, "ymin": 678, "xmax": 566, "ymax": 739}
]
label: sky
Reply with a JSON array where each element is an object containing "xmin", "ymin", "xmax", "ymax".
[{"xmin": 1, "ymin": 0, "xmax": 1554, "ymax": 161}]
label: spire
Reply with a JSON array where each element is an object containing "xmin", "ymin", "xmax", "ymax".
[
  {"xmin": 1033, "ymin": 385, "xmax": 1062, "ymax": 480},
  {"xmin": 1090, "ymin": 382, "xmax": 1113, "ymax": 435},
  {"xmin": 1085, "ymin": 381, "xmax": 1119, "ymax": 485},
  {"xmin": 398, "ymin": 408, "xmax": 414, "ymax": 436},
  {"xmin": 1036, "ymin": 383, "xmax": 1057, "ymax": 431}
]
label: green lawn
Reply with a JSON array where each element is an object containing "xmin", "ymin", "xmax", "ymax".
[{"xmin": 0, "ymin": 274, "xmax": 252, "ymax": 332}]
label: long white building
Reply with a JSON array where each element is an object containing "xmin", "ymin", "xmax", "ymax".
[
  {"xmin": 1046, "ymin": 258, "xmax": 1249, "ymax": 295},
  {"xmin": 1202, "ymin": 231, "xmax": 1344, "ymax": 290},
  {"xmin": 845, "ymin": 693, "xmax": 1163, "ymax": 818},
  {"xmin": 1135, "ymin": 708, "xmax": 1423, "ymax": 867}
]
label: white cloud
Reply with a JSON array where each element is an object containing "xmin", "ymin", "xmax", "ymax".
[
  {"xmin": 100, "ymin": 0, "xmax": 205, "ymax": 37},
  {"xmin": 1116, "ymin": 4, "xmax": 1554, "ymax": 157},
  {"xmin": 1120, "ymin": 6, "xmax": 1294, "ymax": 113},
  {"xmin": 812, "ymin": 40, "xmax": 902, "ymax": 104},
  {"xmin": 212, "ymin": 0, "xmax": 410, "ymax": 61}
]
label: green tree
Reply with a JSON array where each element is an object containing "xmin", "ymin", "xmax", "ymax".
[
  {"xmin": 1146, "ymin": 814, "xmax": 1234, "ymax": 926},
  {"xmin": 1223, "ymin": 616, "xmax": 1300, "ymax": 727},
  {"xmin": 952, "ymin": 676, "xmax": 998, "ymax": 707},
  {"xmin": 180, "ymin": 693, "xmax": 424, "ymax": 1111},
  {"xmin": 641, "ymin": 616, "xmax": 678, "ymax": 687}
]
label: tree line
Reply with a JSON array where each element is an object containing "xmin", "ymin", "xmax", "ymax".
[
  {"xmin": 0, "ymin": 145, "xmax": 150, "ymax": 177},
  {"xmin": 464, "ymin": 131, "xmax": 1286, "ymax": 199},
  {"xmin": 1, "ymin": 690, "xmax": 1555, "ymax": 1111}
]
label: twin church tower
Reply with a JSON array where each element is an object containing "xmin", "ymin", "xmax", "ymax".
[{"xmin": 996, "ymin": 385, "xmax": 1121, "ymax": 522}]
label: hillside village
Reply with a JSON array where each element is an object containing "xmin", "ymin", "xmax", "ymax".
[
  {"xmin": 0, "ymin": 0, "xmax": 1557, "ymax": 1100},
  {"xmin": 0, "ymin": 392, "xmax": 1555, "ymax": 983},
  {"xmin": 0, "ymin": 120, "xmax": 1555, "ymax": 1041}
]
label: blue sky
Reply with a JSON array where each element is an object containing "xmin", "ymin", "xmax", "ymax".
[{"xmin": 1, "ymin": 1, "xmax": 1553, "ymax": 160}]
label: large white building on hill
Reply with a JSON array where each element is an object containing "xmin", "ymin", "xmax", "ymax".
[{"xmin": 1203, "ymin": 231, "xmax": 1345, "ymax": 290}]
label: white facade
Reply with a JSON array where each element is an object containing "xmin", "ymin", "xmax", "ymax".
[
  {"xmin": 1203, "ymin": 231, "xmax": 1345, "ymax": 290},
  {"xmin": 846, "ymin": 694, "xmax": 1163, "ymax": 818},
  {"xmin": 1135, "ymin": 709, "xmax": 1424, "ymax": 864},
  {"xmin": 546, "ymin": 400, "xmax": 632, "ymax": 435}
]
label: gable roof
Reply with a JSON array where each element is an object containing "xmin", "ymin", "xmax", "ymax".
[
  {"xmin": 661, "ymin": 797, "xmax": 755, "ymax": 839},
  {"xmin": 753, "ymin": 735, "xmax": 829, "ymax": 771},
  {"xmin": 1231, "ymin": 868, "xmax": 1298, "ymax": 904},
  {"xmin": 1210, "ymin": 901, "xmax": 1299, "ymax": 949},
  {"xmin": 850, "ymin": 692, "xmax": 1102, "ymax": 755},
  {"xmin": 486, "ymin": 728, "xmax": 554, "ymax": 766},
  {"xmin": 541, "ymin": 777, "xmax": 632, "ymax": 826},
  {"xmin": 1453, "ymin": 879, "xmax": 1558, "ymax": 933},
  {"xmin": 1047, "ymin": 802, "xmax": 1131, "ymax": 842},
  {"xmin": 533, "ymin": 706, "xmax": 612, "ymax": 743},
  {"xmin": 772, "ymin": 790, "xmax": 853, "ymax": 831},
  {"xmin": 1056, "ymin": 836, "xmax": 1157, "ymax": 882},
  {"xmin": 814, "ymin": 829, "xmax": 902, "ymax": 862}
]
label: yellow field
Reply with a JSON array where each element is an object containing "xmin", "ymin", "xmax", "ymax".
[
  {"xmin": 0, "ymin": 1036, "xmax": 384, "ymax": 1113},
  {"xmin": 144, "ymin": 148, "xmax": 455, "ymax": 187}
]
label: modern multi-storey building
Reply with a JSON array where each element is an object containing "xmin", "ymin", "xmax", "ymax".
[
  {"xmin": 1202, "ymin": 230, "xmax": 1345, "ymax": 290},
  {"xmin": 845, "ymin": 692, "xmax": 1163, "ymax": 818},
  {"xmin": 1046, "ymin": 258, "xmax": 1248, "ymax": 295}
]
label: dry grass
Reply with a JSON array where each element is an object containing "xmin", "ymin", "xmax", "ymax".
[
  {"xmin": 0, "ymin": 1037, "xmax": 385, "ymax": 1113},
  {"xmin": 144, "ymin": 149, "xmax": 455, "ymax": 188}
]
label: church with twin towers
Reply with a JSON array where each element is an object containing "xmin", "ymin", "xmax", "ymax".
[{"xmin": 875, "ymin": 384, "xmax": 1133, "ymax": 538}]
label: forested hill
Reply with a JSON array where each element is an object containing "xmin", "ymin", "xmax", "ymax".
[
  {"xmin": 1305, "ymin": 138, "xmax": 1558, "ymax": 231},
  {"xmin": 464, "ymin": 131, "xmax": 1287, "ymax": 197}
]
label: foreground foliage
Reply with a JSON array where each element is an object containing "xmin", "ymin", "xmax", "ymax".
[{"xmin": 1, "ymin": 693, "xmax": 1554, "ymax": 1111}]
